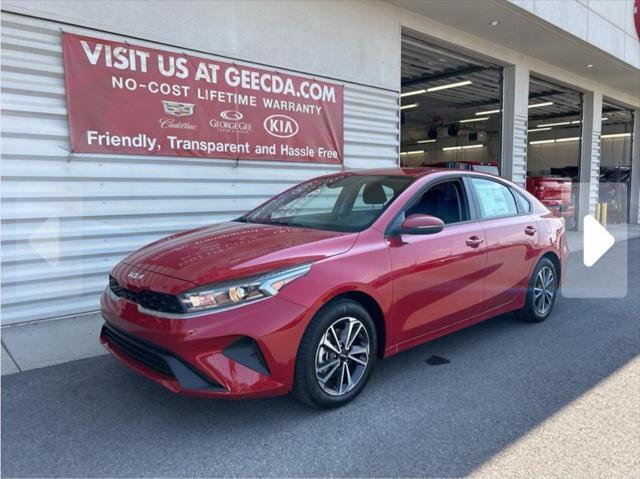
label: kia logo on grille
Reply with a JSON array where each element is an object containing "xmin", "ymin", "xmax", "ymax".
[
  {"xmin": 263, "ymin": 114, "xmax": 299, "ymax": 138},
  {"xmin": 127, "ymin": 271, "xmax": 145, "ymax": 280},
  {"xmin": 220, "ymin": 110, "xmax": 243, "ymax": 121}
]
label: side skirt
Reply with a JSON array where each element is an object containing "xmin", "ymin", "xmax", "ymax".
[{"xmin": 383, "ymin": 298, "xmax": 522, "ymax": 358}]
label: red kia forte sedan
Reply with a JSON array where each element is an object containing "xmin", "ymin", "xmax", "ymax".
[{"xmin": 101, "ymin": 168, "xmax": 568, "ymax": 408}]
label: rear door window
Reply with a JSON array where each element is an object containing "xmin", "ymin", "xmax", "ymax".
[
  {"xmin": 513, "ymin": 190, "xmax": 531, "ymax": 214},
  {"xmin": 471, "ymin": 178, "xmax": 518, "ymax": 219}
]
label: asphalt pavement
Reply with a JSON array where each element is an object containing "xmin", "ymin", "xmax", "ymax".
[{"xmin": 2, "ymin": 239, "xmax": 639, "ymax": 478}]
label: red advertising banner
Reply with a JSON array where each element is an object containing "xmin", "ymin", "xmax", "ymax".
[{"xmin": 61, "ymin": 33, "xmax": 343, "ymax": 164}]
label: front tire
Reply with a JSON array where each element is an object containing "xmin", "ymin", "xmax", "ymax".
[
  {"xmin": 293, "ymin": 299, "xmax": 377, "ymax": 409},
  {"xmin": 517, "ymin": 257, "xmax": 558, "ymax": 323}
]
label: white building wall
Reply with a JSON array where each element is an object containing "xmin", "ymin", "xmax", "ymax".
[
  {"xmin": 1, "ymin": 0, "xmax": 401, "ymax": 90},
  {"xmin": 0, "ymin": 11, "xmax": 399, "ymax": 324},
  {"xmin": 508, "ymin": 0, "xmax": 640, "ymax": 69},
  {"xmin": 1, "ymin": 0, "xmax": 640, "ymax": 325},
  {"xmin": 501, "ymin": 64, "xmax": 530, "ymax": 186},
  {"xmin": 579, "ymin": 91, "xmax": 604, "ymax": 223}
]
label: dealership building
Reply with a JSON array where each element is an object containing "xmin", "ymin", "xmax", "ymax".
[{"xmin": 1, "ymin": 0, "xmax": 639, "ymax": 371}]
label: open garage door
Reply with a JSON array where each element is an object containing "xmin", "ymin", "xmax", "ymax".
[
  {"xmin": 400, "ymin": 32, "xmax": 503, "ymax": 173},
  {"xmin": 526, "ymin": 77, "xmax": 583, "ymax": 230},
  {"xmin": 600, "ymin": 100, "xmax": 634, "ymax": 225}
]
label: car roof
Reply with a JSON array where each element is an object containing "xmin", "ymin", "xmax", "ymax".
[
  {"xmin": 343, "ymin": 167, "xmax": 446, "ymax": 177},
  {"xmin": 338, "ymin": 167, "xmax": 480, "ymax": 178},
  {"xmin": 330, "ymin": 167, "xmax": 523, "ymax": 190}
]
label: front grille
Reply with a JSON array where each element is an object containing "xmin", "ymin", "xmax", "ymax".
[
  {"xmin": 102, "ymin": 324, "xmax": 225, "ymax": 392},
  {"xmin": 102, "ymin": 324, "xmax": 175, "ymax": 378},
  {"xmin": 109, "ymin": 275, "xmax": 185, "ymax": 314}
]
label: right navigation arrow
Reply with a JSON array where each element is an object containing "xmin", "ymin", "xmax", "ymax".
[{"xmin": 583, "ymin": 215, "xmax": 615, "ymax": 267}]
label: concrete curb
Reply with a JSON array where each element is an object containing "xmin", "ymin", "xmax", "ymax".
[{"xmin": 1, "ymin": 312, "xmax": 107, "ymax": 375}]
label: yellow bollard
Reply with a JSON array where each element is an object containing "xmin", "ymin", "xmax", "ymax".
[
  {"xmin": 595, "ymin": 202, "xmax": 601, "ymax": 223},
  {"xmin": 601, "ymin": 202, "xmax": 607, "ymax": 228}
]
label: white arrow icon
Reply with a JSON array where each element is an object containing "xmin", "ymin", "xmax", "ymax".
[
  {"xmin": 29, "ymin": 217, "xmax": 60, "ymax": 267},
  {"xmin": 583, "ymin": 215, "xmax": 615, "ymax": 267}
]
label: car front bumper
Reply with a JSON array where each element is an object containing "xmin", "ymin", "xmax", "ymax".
[{"xmin": 100, "ymin": 287, "xmax": 311, "ymax": 398}]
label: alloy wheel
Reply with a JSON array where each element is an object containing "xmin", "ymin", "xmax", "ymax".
[
  {"xmin": 533, "ymin": 266, "xmax": 555, "ymax": 315},
  {"xmin": 314, "ymin": 317, "xmax": 370, "ymax": 396}
]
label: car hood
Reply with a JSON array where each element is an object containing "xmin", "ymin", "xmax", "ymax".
[{"xmin": 121, "ymin": 221, "xmax": 357, "ymax": 286}]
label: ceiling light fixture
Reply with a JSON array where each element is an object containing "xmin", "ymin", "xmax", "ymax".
[
  {"xmin": 587, "ymin": 64, "xmax": 594, "ymax": 68},
  {"xmin": 460, "ymin": 116, "xmax": 489, "ymax": 123},
  {"xmin": 475, "ymin": 109, "xmax": 501, "ymax": 116},
  {"xmin": 530, "ymin": 136, "xmax": 582, "ymax": 145},
  {"xmin": 528, "ymin": 101, "xmax": 554, "ymax": 108},
  {"xmin": 416, "ymin": 139, "xmax": 437, "ymax": 144},
  {"xmin": 537, "ymin": 121, "xmax": 570, "ymax": 128},
  {"xmin": 442, "ymin": 144, "xmax": 484, "ymax": 151},
  {"xmin": 557, "ymin": 119, "xmax": 604, "ymax": 125},
  {"xmin": 527, "ymin": 127, "xmax": 552, "ymax": 132},
  {"xmin": 404, "ymin": 150, "xmax": 424, "ymax": 155},
  {"xmin": 400, "ymin": 103, "xmax": 419, "ymax": 110},
  {"xmin": 400, "ymin": 89, "xmax": 426, "ymax": 98},
  {"xmin": 427, "ymin": 80, "xmax": 472, "ymax": 92},
  {"xmin": 490, "ymin": 20, "xmax": 500, "ymax": 26},
  {"xmin": 602, "ymin": 133, "xmax": 631, "ymax": 139}
]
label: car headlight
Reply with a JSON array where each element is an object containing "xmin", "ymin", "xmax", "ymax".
[{"xmin": 179, "ymin": 263, "xmax": 311, "ymax": 313}]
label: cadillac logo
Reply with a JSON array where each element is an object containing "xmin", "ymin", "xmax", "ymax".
[{"xmin": 162, "ymin": 100, "xmax": 195, "ymax": 117}]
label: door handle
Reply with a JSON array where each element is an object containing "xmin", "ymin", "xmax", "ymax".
[
  {"xmin": 466, "ymin": 236, "xmax": 484, "ymax": 248},
  {"xmin": 525, "ymin": 226, "xmax": 537, "ymax": 236}
]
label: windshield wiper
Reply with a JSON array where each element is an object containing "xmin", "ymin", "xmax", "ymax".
[{"xmin": 262, "ymin": 219, "xmax": 308, "ymax": 228}]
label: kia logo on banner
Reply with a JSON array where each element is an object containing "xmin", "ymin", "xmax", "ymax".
[
  {"xmin": 264, "ymin": 114, "xmax": 299, "ymax": 138},
  {"xmin": 61, "ymin": 33, "xmax": 344, "ymax": 165}
]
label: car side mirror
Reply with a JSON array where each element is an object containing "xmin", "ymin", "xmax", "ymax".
[{"xmin": 398, "ymin": 214, "xmax": 444, "ymax": 235}]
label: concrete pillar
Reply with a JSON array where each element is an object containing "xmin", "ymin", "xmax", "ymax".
[
  {"xmin": 629, "ymin": 109, "xmax": 640, "ymax": 224},
  {"xmin": 577, "ymin": 91, "xmax": 603, "ymax": 230},
  {"xmin": 501, "ymin": 64, "xmax": 529, "ymax": 187}
]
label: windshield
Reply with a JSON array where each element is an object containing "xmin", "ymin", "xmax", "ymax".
[{"xmin": 239, "ymin": 174, "xmax": 414, "ymax": 232}]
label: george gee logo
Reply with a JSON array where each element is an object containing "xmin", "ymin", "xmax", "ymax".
[
  {"xmin": 209, "ymin": 110, "xmax": 251, "ymax": 134},
  {"xmin": 162, "ymin": 100, "xmax": 195, "ymax": 117},
  {"xmin": 220, "ymin": 110, "xmax": 243, "ymax": 121},
  {"xmin": 263, "ymin": 114, "xmax": 299, "ymax": 138}
]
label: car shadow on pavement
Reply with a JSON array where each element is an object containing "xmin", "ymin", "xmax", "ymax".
[{"xmin": 2, "ymin": 239, "xmax": 639, "ymax": 478}]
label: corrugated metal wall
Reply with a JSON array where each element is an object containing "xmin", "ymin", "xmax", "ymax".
[{"xmin": 0, "ymin": 11, "xmax": 400, "ymax": 324}]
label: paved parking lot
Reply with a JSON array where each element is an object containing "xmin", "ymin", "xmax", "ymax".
[{"xmin": 2, "ymin": 239, "xmax": 639, "ymax": 478}]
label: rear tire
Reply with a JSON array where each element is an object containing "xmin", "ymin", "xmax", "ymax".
[
  {"xmin": 516, "ymin": 257, "xmax": 558, "ymax": 323},
  {"xmin": 292, "ymin": 299, "xmax": 377, "ymax": 409}
]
